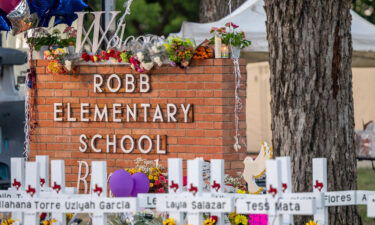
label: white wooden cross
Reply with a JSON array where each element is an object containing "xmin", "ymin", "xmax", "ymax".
[
  {"xmin": 91, "ymin": 161, "xmax": 108, "ymax": 225},
  {"xmin": 167, "ymin": 158, "xmax": 184, "ymax": 224},
  {"xmin": 24, "ymin": 162, "xmax": 40, "ymax": 225},
  {"xmin": 210, "ymin": 159, "xmax": 225, "ymax": 225},
  {"xmin": 277, "ymin": 156, "xmax": 293, "ymax": 225},
  {"xmin": 9, "ymin": 158, "xmax": 25, "ymax": 222}
]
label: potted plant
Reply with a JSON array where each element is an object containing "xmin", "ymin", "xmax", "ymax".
[{"xmin": 210, "ymin": 22, "xmax": 251, "ymax": 58}]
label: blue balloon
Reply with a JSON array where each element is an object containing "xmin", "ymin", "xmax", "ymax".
[
  {"xmin": 49, "ymin": 0, "xmax": 88, "ymax": 26},
  {"xmin": 27, "ymin": 0, "xmax": 56, "ymax": 17},
  {"xmin": 0, "ymin": 9, "xmax": 11, "ymax": 31}
]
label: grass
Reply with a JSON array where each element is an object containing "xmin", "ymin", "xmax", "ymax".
[{"xmin": 358, "ymin": 167, "xmax": 375, "ymax": 225}]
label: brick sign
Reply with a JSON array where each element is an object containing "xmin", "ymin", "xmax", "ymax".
[{"xmin": 30, "ymin": 59, "xmax": 247, "ymax": 187}]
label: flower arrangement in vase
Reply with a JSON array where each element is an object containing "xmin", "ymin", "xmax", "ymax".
[{"xmin": 210, "ymin": 22, "xmax": 251, "ymax": 58}]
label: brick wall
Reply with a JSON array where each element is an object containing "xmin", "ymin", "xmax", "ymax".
[{"xmin": 30, "ymin": 59, "xmax": 247, "ymax": 187}]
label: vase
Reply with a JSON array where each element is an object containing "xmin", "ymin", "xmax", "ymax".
[
  {"xmin": 231, "ymin": 46, "xmax": 241, "ymax": 59},
  {"xmin": 68, "ymin": 46, "xmax": 76, "ymax": 55}
]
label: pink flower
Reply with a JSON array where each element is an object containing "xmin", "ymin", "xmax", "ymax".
[
  {"xmin": 210, "ymin": 27, "xmax": 218, "ymax": 33},
  {"xmin": 225, "ymin": 22, "xmax": 239, "ymax": 29}
]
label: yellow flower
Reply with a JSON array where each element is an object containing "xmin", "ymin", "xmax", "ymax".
[
  {"xmin": 66, "ymin": 213, "xmax": 73, "ymax": 221},
  {"xmin": 234, "ymin": 215, "xmax": 248, "ymax": 225},
  {"xmin": 150, "ymin": 183, "xmax": 154, "ymax": 187},
  {"xmin": 228, "ymin": 212, "xmax": 237, "ymax": 220},
  {"xmin": 1, "ymin": 219, "xmax": 16, "ymax": 225},
  {"xmin": 163, "ymin": 218, "xmax": 176, "ymax": 225},
  {"xmin": 154, "ymin": 176, "xmax": 159, "ymax": 180},
  {"xmin": 306, "ymin": 221, "xmax": 318, "ymax": 225},
  {"xmin": 148, "ymin": 175, "xmax": 154, "ymax": 180},
  {"xmin": 203, "ymin": 218, "xmax": 216, "ymax": 225},
  {"xmin": 42, "ymin": 219, "xmax": 57, "ymax": 225},
  {"xmin": 236, "ymin": 189, "xmax": 247, "ymax": 194}
]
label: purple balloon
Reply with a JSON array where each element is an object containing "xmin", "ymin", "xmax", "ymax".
[
  {"xmin": 131, "ymin": 172, "xmax": 150, "ymax": 197},
  {"xmin": 109, "ymin": 170, "xmax": 134, "ymax": 197},
  {"xmin": 0, "ymin": 0, "xmax": 20, "ymax": 14}
]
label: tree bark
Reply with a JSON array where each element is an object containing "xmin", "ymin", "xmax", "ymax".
[
  {"xmin": 264, "ymin": 0, "xmax": 362, "ymax": 224},
  {"xmin": 199, "ymin": 0, "xmax": 246, "ymax": 23}
]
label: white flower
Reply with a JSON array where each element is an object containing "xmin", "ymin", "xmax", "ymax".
[
  {"xmin": 136, "ymin": 52, "xmax": 144, "ymax": 61},
  {"xmin": 130, "ymin": 64, "xmax": 135, "ymax": 70},
  {"xmin": 141, "ymin": 62, "xmax": 154, "ymax": 71},
  {"xmin": 153, "ymin": 56, "xmax": 162, "ymax": 67},
  {"xmin": 151, "ymin": 46, "xmax": 159, "ymax": 54},
  {"xmin": 64, "ymin": 60, "xmax": 72, "ymax": 71}
]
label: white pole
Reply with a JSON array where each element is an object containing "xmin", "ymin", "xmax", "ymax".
[
  {"xmin": 168, "ymin": 158, "xmax": 184, "ymax": 225},
  {"xmin": 210, "ymin": 159, "xmax": 225, "ymax": 225},
  {"xmin": 266, "ymin": 159, "xmax": 283, "ymax": 225},
  {"xmin": 187, "ymin": 158, "xmax": 204, "ymax": 225},
  {"xmin": 277, "ymin": 156, "xmax": 294, "ymax": 225},
  {"xmin": 36, "ymin": 155, "xmax": 49, "ymax": 190},
  {"xmin": 51, "ymin": 160, "xmax": 66, "ymax": 225},
  {"xmin": 24, "ymin": 162, "xmax": 39, "ymax": 225},
  {"xmin": 10, "ymin": 158, "xmax": 25, "ymax": 223},
  {"xmin": 91, "ymin": 161, "xmax": 107, "ymax": 225},
  {"xmin": 313, "ymin": 158, "xmax": 328, "ymax": 225}
]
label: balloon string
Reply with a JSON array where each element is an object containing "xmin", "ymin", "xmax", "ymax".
[{"xmin": 227, "ymin": 0, "xmax": 244, "ymax": 151}]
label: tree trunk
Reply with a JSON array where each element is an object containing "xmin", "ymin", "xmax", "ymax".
[
  {"xmin": 264, "ymin": 1, "xmax": 362, "ymax": 224},
  {"xmin": 199, "ymin": 0, "xmax": 245, "ymax": 22}
]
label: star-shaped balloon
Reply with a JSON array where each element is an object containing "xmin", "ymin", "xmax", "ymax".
[{"xmin": 49, "ymin": 0, "xmax": 88, "ymax": 26}]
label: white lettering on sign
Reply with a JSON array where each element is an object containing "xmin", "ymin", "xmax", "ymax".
[
  {"xmin": 79, "ymin": 134, "xmax": 166, "ymax": 154},
  {"xmin": 54, "ymin": 103, "xmax": 63, "ymax": 121},
  {"xmin": 52, "ymin": 73, "xmax": 196, "ymax": 155},
  {"xmin": 94, "ymin": 74, "xmax": 151, "ymax": 93},
  {"xmin": 324, "ymin": 191, "xmax": 356, "ymax": 206},
  {"xmin": 0, "ymin": 198, "xmax": 137, "ymax": 213}
]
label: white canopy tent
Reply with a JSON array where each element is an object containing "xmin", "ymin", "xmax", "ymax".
[{"xmin": 175, "ymin": 0, "xmax": 375, "ymax": 52}]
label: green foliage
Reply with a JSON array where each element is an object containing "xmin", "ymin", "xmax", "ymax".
[
  {"xmin": 108, "ymin": 0, "xmax": 199, "ymax": 36},
  {"xmin": 209, "ymin": 23, "xmax": 252, "ymax": 49},
  {"xmin": 353, "ymin": 0, "xmax": 375, "ymax": 25},
  {"xmin": 357, "ymin": 168, "xmax": 375, "ymax": 225},
  {"xmin": 164, "ymin": 36, "xmax": 195, "ymax": 67},
  {"xmin": 27, "ymin": 29, "xmax": 61, "ymax": 51}
]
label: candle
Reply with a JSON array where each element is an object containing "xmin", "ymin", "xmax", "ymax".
[
  {"xmin": 214, "ymin": 34, "xmax": 222, "ymax": 58},
  {"xmin": 221, "ymin": 44, "xmax": 229, "ymax": 58}
]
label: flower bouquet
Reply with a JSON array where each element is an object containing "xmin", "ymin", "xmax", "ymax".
[
  {"xmin": 193, "ymin": 40, "xmax": 214, "ymax": 60},
  {"xmin": 164, "ymin": 36, "xmax": 195, "ymax": 68},
  {"xmin": 81, "ymin": 49, "xmax": 130, "ymax": 63},
  {"xmin": 210, "ymin": 22, "xmax": 251, "ymax": 58},
  {"xmin": 128, "ymin": 36, "xmax": 169, "ymax": 72},
  {"xmin": 125, "ymin": 158, "xmax": 168, "ymax": 193},
  {"xmin": 44, "ymin": 48, "xmax": 69, "ymax": 75}
]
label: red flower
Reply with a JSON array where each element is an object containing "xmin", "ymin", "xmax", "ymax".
[
  {"xmin": 40, "ymin": 212, "xmax": 47, "ymax": 220},
  {"xmin": 225, "ymin": 22, "xmax": 239, "ymax": 29},
  {"xmin": 155, "ymin": 180, "xmax": 161, "ymax": 186},
  {"xmin": 211, "ymin": 216, "xmax": 218, "ymax": 223},
  {"xmin": 81, "ymin": 52, "xmax": 91, "ymax": 62},
  {"xmin": 157, "ymin": 188, "xmax": 165, "ymax": 193},
  {"xmin": 159, "ymin": 175, "xmax": 166, "ymax": 182}
]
